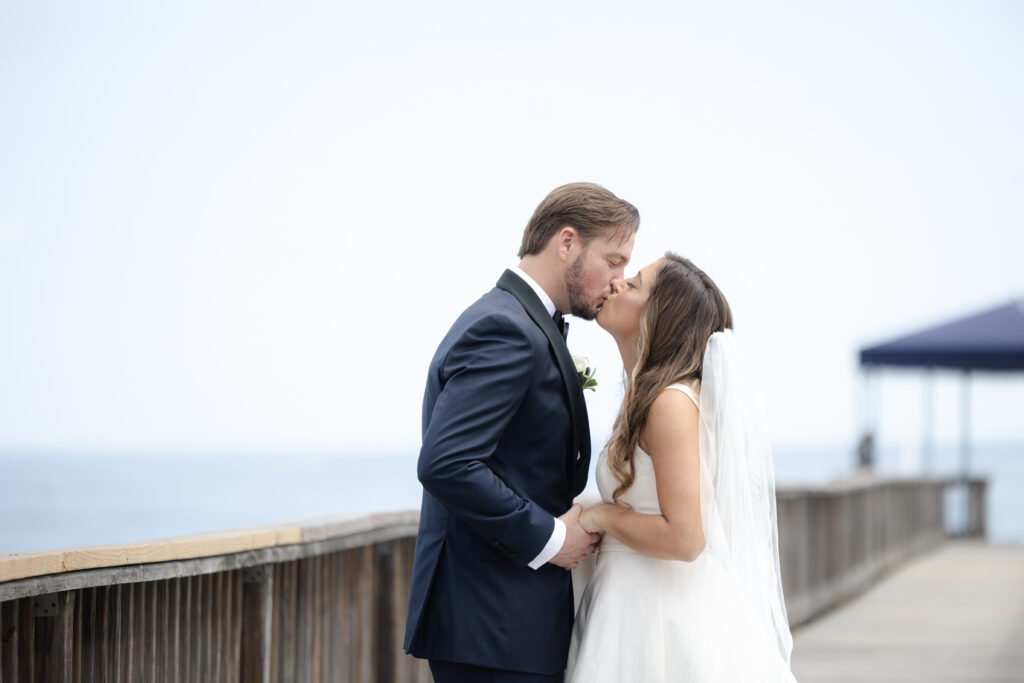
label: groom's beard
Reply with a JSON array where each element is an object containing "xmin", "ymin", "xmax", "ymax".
[{"xmin": 566, "ymin": 254, "xmax": 597, "ymax": 321}]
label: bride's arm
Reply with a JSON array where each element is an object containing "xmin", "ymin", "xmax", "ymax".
[{"xmin": 580, "ymin": 389, "xmax": 705, "ymax": 562}]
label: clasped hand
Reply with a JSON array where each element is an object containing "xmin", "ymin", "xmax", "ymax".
[{"xmin": 550, "ymin": 503, "xmax": 603, "ymax": 570}]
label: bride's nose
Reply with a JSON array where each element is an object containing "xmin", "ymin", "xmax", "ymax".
[{"xmin": 610, "ymin": 279, "xmax": 625, "ymax": 295}]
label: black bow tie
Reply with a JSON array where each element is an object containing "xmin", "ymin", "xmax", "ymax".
[{"xmin": 553, "ymin": 310, "xmax": 569, "ymax": 341}]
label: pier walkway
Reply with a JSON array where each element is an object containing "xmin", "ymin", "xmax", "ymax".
[{"xmin": 791, "ymin": 541, "xmax": 1024, "ymax": 682}]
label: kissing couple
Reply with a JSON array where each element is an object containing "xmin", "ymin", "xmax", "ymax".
[{"xmin": 404, "ymin": 183, "xmax": 798, "ymax": 682}]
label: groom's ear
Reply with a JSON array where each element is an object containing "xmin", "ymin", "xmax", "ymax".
[{"xmin": 556, "ymin": 225, "xmax": 578, "ymax": 262}]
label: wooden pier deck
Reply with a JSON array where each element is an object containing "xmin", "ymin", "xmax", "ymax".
[{"xmin": 791, "ymin": 541, "xmax": 1024, "ymax": 682}]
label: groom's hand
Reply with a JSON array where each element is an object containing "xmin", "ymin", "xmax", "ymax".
[{"xmin": 550, "ymin": 504, "xmax": 602, "ymax": 570}]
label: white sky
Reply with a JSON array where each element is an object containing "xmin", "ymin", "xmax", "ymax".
[{"xmin": 1, "ymin": 1, "xmax": 1022, "ymax": 457}]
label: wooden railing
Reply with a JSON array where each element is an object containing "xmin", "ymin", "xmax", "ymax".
[
  {"xmin": 0, "ymin": 514, "xmax": 430, "ymax": 683},
  {"xmin": 0, "ymin": 477, "xmax": 986, "ymax": 682},
  {"xmin": 778, "ymin": 476, "xmax": 965, "ymax": 626}
]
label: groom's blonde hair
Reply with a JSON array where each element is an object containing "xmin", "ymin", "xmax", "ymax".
[{"xmin": 518, "ymin": 182, "xmax": 639, "ymax": 258}]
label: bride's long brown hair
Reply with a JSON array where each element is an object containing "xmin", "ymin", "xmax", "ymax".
[{"xmin": 606, "ymin": 252, "xmax": 733, "ymax": 503}]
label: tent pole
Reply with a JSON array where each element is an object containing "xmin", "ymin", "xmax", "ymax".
[
  {"xmin": 922, "ymin": 369, "xmax": 934, "ymax": 474},
  {"xmin": 960, "ymin": 370, "xmax": 972, "ymax": 534},
  {"xmin": 960, "ymin": 371, "xmax": 971, "ymax": 479},
  {"xmin": 863, "ymin": 367, "xmax": 871, "ymax": 430},
  {"xmin": 874, "ymin": 369, "xmax": 881, "ymax": 468}
]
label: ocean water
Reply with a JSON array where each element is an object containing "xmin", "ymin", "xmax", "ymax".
[
  {"xmin": 1, "ymin": 443, "xmax": 1021, "ymax": 555},
  {"xmin": 0, "ymin": 451, "xmax": 425, "ymax": 554}
]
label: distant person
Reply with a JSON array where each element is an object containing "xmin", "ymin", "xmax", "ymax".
[
  {"xmin": 404, "ymin": 183, "xmax": 639, "ymax": 682},
  {"xmin": 565, "ymin": 254, "xmax": 797, "ymax": 681},
  {"xmin": 857, "ymin": 431, "xmax": 876, "ymax": 469}
]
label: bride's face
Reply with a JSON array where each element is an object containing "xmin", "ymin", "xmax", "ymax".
[{"xmin": 596, "ymin": 259, "xmax": 662, "ymax": 337}]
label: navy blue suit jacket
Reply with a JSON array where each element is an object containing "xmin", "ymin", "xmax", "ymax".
[{"xmin": 404, "ymin": 270, "xmax": 591, "ymax": 676}]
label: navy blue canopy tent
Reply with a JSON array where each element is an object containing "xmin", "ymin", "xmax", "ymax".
[
  {"xmin": 861, "ymin": 299, "xmax": 1024, "ymax": 371},
  {"xmin": 858, "ymin": 298, "xmax": 1024, "ymax": 479}
]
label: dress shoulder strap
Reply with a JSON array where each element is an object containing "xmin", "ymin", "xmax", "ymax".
[{"xmin": 664, "ymin": 382, "xmax": 700, "ymax": 409}]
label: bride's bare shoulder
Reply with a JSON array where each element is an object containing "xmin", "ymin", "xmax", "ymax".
[
  {"xmin": 649, "ymin": 386, "xmax": 699, "ymax": 422},
  {"xmin": 639, "ymin": 385, "xmax": 700, "ymax": 454}
]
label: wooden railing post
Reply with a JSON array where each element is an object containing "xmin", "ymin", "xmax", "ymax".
[
  {"xmin": 19, "ymin": 597, "xmax": 33, "ymax": 683},
  {"xmin": 32, "ymin": 592, "xmax": 73, "ymax": 682},
  {"xmin": 240, "ymin": 565, "xmax": 273, "ymax": 683},
  {"xmin": 372, "ymin": 541, "xmax": 395, "ymax": 683},
  {"xmin": 0, "ymin": 599, "xmax": 22, "ymax": 683}
]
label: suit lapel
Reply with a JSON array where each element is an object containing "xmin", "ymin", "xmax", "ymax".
[{"xmin": 496, "ymin": 270, "xmax": 591, "ymax": 487}]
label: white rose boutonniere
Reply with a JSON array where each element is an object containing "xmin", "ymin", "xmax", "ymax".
[{"xmin": 573, "ymin": 355, "xmax": 598, "ymax": 392}]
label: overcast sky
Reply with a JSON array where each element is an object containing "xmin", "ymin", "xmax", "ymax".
[{"xmin": 1, "ymin": 1, "xmax": 1021, "ymax": 459}]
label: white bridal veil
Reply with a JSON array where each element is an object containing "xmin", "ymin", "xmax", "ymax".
[{"xmin": 697, "ymin": 329, "xmax": 793, "ymax": 664}]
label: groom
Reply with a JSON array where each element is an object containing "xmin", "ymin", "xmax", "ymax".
[{"xmin": 404, "ymin": 183, "xmax": 639, "ymax": 682}]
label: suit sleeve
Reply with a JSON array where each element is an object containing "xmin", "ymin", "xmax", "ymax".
[{"xmin": 417, "ymin": 312, "xmax": 556, "ymax": 567}]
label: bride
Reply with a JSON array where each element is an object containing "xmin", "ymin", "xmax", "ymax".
[{"xmin": 566, "ymin": 253, "xmax": 797, "ymax": 682}]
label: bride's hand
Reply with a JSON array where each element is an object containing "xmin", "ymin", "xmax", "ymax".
[{"xmin": 579, "ymin": 505, "xmax": 606, "ymax": 535}]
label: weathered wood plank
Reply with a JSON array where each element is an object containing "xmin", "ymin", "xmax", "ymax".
[
  {"xmin": 17, "ymin": 597, "xmax": 32, "ymax": 683},
  {"xmin": 72, "ymin": 589, "xmax": 83, "ymax": 682},
  {"xmin": 393, "ymin": 539, "xmax": 408, "ymax": 683},
  {"xmin": 167, "ymin": 579, "xmax": 177, "ymax": 683},
  {"xmin": 96, "ymin": 586, "xmax": 110, "ymax": 683},
  {"xmin": 327, "ymin": 552, "xmax": 343, "ymax": 683},
  {"xmin": 357, "ymin": 546, "xmax": 373, "ymax": 683},
  {"xmin": 0, "ymin": 520, "xmax": 419, "ymax": 603},
  {"xmin": 276, "ymin": 561, "xmax": 296, "ymax": 683},
  {"xmin": 0, "ymin": 602, "xmax": 8, "ymax": 679},
  {"xmin": 63, "ymin": 528, "xmax": 304, "ymax": 575},
  {"xmin": 170, "ymin": 578, "xmax": 181, "ymax": 683},
  {"xmin": 268, "ymin": 566, "xmax": 279, "ymax": 683},
  {"xmin": 0, "ymin": 555, "xmax": 64, "ymax": 585},
  {"xmin": 342, "ymin": 551, "xmax": 354, "ymax": 683},
  {"xmin": 113, "ymin": 585, "xmax": 124, "ymax": 683},
  {"xmin": 134, "ymin": 581, "xmax": 146, "ymax": 683},
  {"xmin": 225, "ymin": 571, "xmax": 238, "ymax": 683},
  {"xmin": 314, "ymin": 554, "xmax": 329, "ymax": 683},
  {"xmin": 295, "ymin": 558, "xmax": 313, "ymax": 683},
  {"xmin": 0, "ymin": 527, "xmax": 302, "ymax": 586},
  {"xmin": 792, "ymin": 542, "xmax": 1024, "ymax": 682},
  {"xmin": 309, "ymin": 558, "xmax": 319, "ymax": 683},
  {"xmin": 201, "ymin": 573, "xmax": 213, "ymax": 683},
  {"xmin": 344, "ymin": 548, "xmax": 360, "ymax": 683},
  {"xmin": 180, "ymin": 577, "xmax": 192, "ymax": 683},
  {"xmin": 189, "ymin": 575, "xmax": 201, "ymax": 683},
  {"xmin": 33, "ymin": 591, "xmax": 74, "ymax": 683},
  {"xmin": 240, "ymin": 565, "xmax": 272, "ymax": 683},
  {"xmin": 212, "ymin": 571, "xmax": 225, "ymax": 683},
  {"xmin": 0, "ymin": 600, "xmax": 15, "ymax": 683},
  {"xmin": 231, "ymin": 570, "xmax": 244, "ymax": 683},
  {"xmin": 372, "ymin": 541, "xmax": 395, "ymax": 683},
  {"xmin": 83, "ymin": 587, "xmax": 98, "ymax": 683},
  {"xmin": 147, "ymin": 581, "xmax": 158, "ymax": 683},
  {"xmin": 0, "ymin": 511, "xmax": 423, "ymax": 589},
  {"xmin": 155, "ymin": 581, "xmax": 167, "ymax": 683},
  {"xmin": 124, "ymin": 583, "xmax": 136, "ymax": 682}
]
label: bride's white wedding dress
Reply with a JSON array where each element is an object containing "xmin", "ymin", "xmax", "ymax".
[{"xmin": 565, "ymin": 381, "xmax": 797, "ymax": 682}]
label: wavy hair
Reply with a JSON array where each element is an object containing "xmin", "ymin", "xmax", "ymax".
[
  {"xmin": 518, "ymin": 182, "xmax": 639, "ymax": 258},
  {"xmin": 606, "ymin": 252, "xmax": 733, "ymax": 503}
]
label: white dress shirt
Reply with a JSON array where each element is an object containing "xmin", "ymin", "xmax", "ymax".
[{"xmin": 509, "ymin": 266, "xmax": 567, "ymax": 570}]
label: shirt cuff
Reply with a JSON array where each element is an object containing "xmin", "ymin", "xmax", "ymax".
[{"xmin": 528, "ymin": 518, "xmax": 566, "ymax": 570}]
